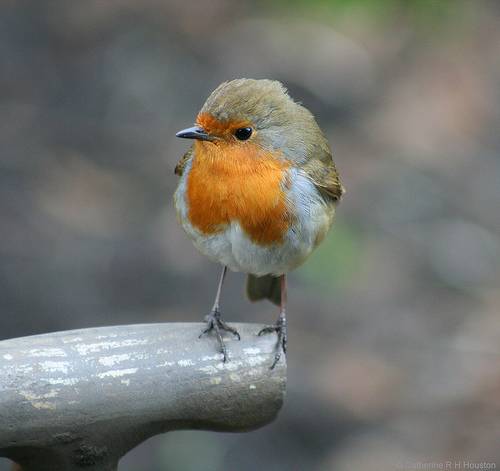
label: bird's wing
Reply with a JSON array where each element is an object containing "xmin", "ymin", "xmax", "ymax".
[
  {"xmin": 302, "ymin": 143, "xmax": 345, "ymax": 202},
  {"xmin": 174, "ymin": 148, "xmax": 193, "ymax": 176}
]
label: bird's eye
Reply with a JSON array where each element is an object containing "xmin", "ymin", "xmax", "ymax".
[{"xmin": 234, "ymin": 127, "xmax": 252, "ymax": 141}]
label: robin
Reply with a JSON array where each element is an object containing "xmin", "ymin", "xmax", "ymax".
[{"xmin": 174, "ymin": 78, "xmax": 344, "ymax": 368}]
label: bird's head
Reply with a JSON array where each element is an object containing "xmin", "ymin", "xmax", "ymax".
[{"xmin": 176, "ymin": 78, "xmax": 327, "ymax": 164}]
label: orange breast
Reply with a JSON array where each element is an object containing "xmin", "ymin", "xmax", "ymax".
[{"xmin": 186, "ymin": 140, "xmax": 292, "ymax": 245}]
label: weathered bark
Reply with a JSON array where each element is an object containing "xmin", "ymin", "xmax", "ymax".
[{"xmin": 0, "ymin": 323, "xmax": 286, "ymax": 470}]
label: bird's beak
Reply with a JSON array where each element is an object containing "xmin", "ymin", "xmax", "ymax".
[{"xmin": 175, "ymin": 125, "xmax": 213, "ymax": 141}]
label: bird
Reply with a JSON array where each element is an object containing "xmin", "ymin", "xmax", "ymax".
[{"xmin": 174, "ymin": 78, "xmax": 344, "ymax": 368}]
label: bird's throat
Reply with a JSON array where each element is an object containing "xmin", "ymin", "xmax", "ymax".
[{"xmin": 186, "ymin": 141, "xmax": 292, "ymax": 245}]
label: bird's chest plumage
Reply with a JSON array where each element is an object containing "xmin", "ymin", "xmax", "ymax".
[
  {"xmin": 174, "ymin": 143, "xmax": 334, "ymax": 276},
  {"xmin": 185, "ymin": 142, "xmax": 292, "ymax": 246}
]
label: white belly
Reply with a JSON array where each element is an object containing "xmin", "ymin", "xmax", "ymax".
[{"xmin": 174, "ymin": 164, "xmax": 335, "ymax": 276}]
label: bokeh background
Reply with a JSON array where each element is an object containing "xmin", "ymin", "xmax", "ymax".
[{"xmin": 1, "ymin": 0, "xmax": 500, "ymax": 470}]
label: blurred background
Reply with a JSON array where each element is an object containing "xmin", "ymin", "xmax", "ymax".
[{"xmin": 1, "ymin": 0, "xmax": 500, "ymax": 469}]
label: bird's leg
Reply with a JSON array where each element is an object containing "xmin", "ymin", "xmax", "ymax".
[
  {"xmin": 199, "ymin": 266, "xmax": 240, "ymax": 362},
  {"xmin": 258, "ymin": 274, "xmax": 287, "ymax": 369}
]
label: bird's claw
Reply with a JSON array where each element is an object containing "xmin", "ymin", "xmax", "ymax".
[
  {"xmin": 258, "ymin": 314, "xmax": 287, "ymax": 369},
  {"xmin": 199, "ymin": 309, "xmax": 240, "ymax": 362}
]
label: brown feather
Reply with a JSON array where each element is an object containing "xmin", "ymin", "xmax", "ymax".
[
  {"xmin": 301, "ymin": 144, "xmax": 345, "ymax": 202},
  {"xmin": 246, "ymin": 274, "xmax": 281, "ymax": 305},
  {"xmin": 174, "ymin": 148, "xmax": 193, "ymax": 176}
]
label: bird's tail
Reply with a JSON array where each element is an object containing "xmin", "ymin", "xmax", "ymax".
[{"xmin": 246, "ymin": 274, "xmax": 281, "ymax": 306}]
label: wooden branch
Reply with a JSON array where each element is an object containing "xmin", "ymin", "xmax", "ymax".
[{"xmin": 0, "ymin": 323, "xmax": 286, "ymax": 471}]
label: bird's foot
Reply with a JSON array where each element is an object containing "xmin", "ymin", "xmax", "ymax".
[
  {"xmin": 199, "ymin": 308, "xmax": 240, "ymax": 362},
  {"xmin": 258, "ymin": 313, "xmax": 287, "ymax": 369}
]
